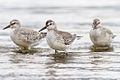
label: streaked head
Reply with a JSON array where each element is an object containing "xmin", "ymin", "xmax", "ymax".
[
  {"xmin": 92, "ymin": 19, "xmax": 101, "ymax": 29},
  {"xmin": 3, "ymin": 19, "xmax": 20, "ymax": 30},
  {"xmin": 39, "ymin": 20, "xmax": 56, "ymax": 32}
]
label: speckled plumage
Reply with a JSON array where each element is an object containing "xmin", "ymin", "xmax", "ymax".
[
  {"xmin": 4, "ymin": 20, "xmax": 46, "ymax": 49},
  {"xmin": 39, "ymin": 20, "xmax": 76, "ymax": 52}
]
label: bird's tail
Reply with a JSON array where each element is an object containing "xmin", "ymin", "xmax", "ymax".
[{"xmin": 112, "ymin": 35, "xmax": 116, "ymax": 39}]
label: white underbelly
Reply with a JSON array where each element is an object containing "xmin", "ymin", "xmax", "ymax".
[
  {"xmin": 46, "ymin": 31, "xmax": 67, "ymax": 50},
  {"xmin": 10, "ymin": 32, "xmax": 30, "ymax": 48}
]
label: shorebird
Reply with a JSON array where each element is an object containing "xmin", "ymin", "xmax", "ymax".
[
  {"xmin": 39, "ymin": 20, "xmax": 76, "ymax": 53},
  {"xmin": 3, "ymin": 19, "xmax": 46, "ymax": 50},
  {"xmin": 90, "ymin": 18, "xmax": 115, "ymax": 47}
]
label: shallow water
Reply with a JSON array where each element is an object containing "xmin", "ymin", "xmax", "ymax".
[{"xmin": 0, "ymin": 0, "xmax": 120, "ymax": 80}]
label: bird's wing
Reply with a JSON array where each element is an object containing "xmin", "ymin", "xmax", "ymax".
[
  {"xmin": 102, "ymin": 27, "xmax": 115, "ymax": 38},
  {"xmin": 16, "ymin": 28, "xmax": 45, "ymax": 43},
  {"xmin": 102, "ymin": 27, "xmax": 113, "ymax": 34},
  {"xmin": 56, "ymin": 30, "xmax": 76, "ymax": 45}
]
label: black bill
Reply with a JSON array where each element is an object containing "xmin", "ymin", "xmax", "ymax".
[
  {"xmin": 3, "ymin": 25, "xmax": 10, "ymax": 30},
  {"xmin": 39, "ymin": 26, "xmax": 47, "ymax": 32}
]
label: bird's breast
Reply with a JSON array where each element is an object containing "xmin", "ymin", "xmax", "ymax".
[
  {"xmin": 46, "ymin": 30, "xmax": 67, "ymax": 50},
  {"xmin": 10, "ymin": 30, "xmax": 16, "ymax": 41},
  {"xmin": 46, "ymin": 31, "xmax": 57, "ymax": 45},
  {"xmin": 90, "ymin": 29, "xmax": 102, "ymax": 37}
]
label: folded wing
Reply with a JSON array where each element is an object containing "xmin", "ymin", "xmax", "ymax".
[{"xmin": 56, "ymin": 30, "xmax": 76, "ymax": 45}]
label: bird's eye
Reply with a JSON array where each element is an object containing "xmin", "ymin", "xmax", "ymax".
[
  {"xmin": 11, "ymin": 22, "xmax": 16, "ymax": 25},
  {"xmin": 48, "ymin": 23, "xmax": 52, "ymax": 25}
]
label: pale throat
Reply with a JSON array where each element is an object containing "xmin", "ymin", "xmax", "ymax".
[
  {"xmin": 92, "ymin": 24, "xmax": 100, "ymax": 29},
  {"xmin": 11, "ymin": 25, "xmax": 20, "ymax": 30}
]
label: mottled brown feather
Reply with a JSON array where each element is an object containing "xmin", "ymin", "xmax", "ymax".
[
  {"xmin": 14, "ymin": 28, "xmax": 46, "ymax": 44},
  {"xmin": 55, "ymin": 30, "xmax": 76, "ymax": 45},
  {"xmin": 101, "ymin": 27, "xmax": 115, "ymax": 38}
]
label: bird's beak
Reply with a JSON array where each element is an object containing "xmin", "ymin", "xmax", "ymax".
[
  {"xmin": 3, "ymin": 25, "xmax": 10, "ymax": 30},
  {"xmin": 39, "ymin": 26, "xmax": 47, "ymax": 32}
]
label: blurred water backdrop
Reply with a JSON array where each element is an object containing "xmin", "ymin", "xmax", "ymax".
[{"xmin": 0, "ymin": 0, "xmax": 120, "ymax": 80}]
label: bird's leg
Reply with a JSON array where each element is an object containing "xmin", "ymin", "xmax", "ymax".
[
  {"xmin": 55, "ymin": 50, "xmax": 58, "ymax": 54},
  {"xmin": 64, "ymin": 50, "xmax": 67, "ymax": 54},
  {"xmin": 28, "ymin": 46, "xmax": 31, "ymax": 50},
  {"xmin": 19, "ymin": 47, "xmax": 29, "ymax": 54},
  {"xmin": 18, "ymin": 46, "xmax": 24, "ymax": 51},
  {"xmin": 19, "ymin": 46, "xmax": 26, "ymax": 50},
  {"xmin": 64, "ymin": 50, "xmax": 68, "ymax": 55}
]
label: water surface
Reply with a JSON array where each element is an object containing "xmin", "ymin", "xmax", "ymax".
[{"xmin": 0, "ymin": 0, "xmax": 120, "ymax": 80}]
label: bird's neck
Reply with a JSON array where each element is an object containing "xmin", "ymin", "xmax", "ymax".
[
  {"xmin": 47, "ymin": 26, "xmax": 57, "ymax": 31},
  {"xmin": 11, "ymin": 26, "xmax": 21, "ymax": 33},
  {"xmin": 92, "ymin": 24, "xmax": 100, "ymax": 29}
]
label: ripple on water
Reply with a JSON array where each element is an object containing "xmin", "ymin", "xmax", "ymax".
[{"xmin": 0, "ymin": 0, "xmax": 120, "ymax": 79}]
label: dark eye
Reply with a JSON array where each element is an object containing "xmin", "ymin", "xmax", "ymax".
[
  {"xmin": 12, "ymin": 22, "xmax": 16, "ymax": 25},
  {"xmin": 48, "ymin": 23, "xmax": 52, "ymax": 25}
]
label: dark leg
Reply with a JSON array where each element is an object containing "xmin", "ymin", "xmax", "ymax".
[
  {"xmin": 55, "ymin": 50, "xmax": 58, "ymax": 54},
  {"xmin": 64, "ymin": 50, "xmax": 68, "ymax": 55}
]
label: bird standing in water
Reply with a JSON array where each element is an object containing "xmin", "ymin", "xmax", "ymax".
[
  {"xmin": 3, "ymin": 19, "xmax": 46, "ymax": 50},
  {"xmin": 39, "ymin": 20, "xmax": 76, "ymax": 53},
  {"xmin": 90, "ymin": 19, "xmax": 115, "ymax": 47}
]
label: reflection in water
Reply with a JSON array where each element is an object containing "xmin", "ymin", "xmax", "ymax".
[
  {"xmin": 0, "ymin": 46, "xmax": 119, "ymax": 79},
  {"xmin": 0, "ymin": 0, "xmax": 120, "ymax": 79},
  {"xmin": 12, "ymin": 49, "xmax": 38, "ymax": 54},
  {"xmin": 51, "ymin": 52, "xmax": 69, "ymax": 63},
  {"xmin": 12, "ymin": 47, "xmax": 50, "ymax": 54},
  {"xmin": 90, "ymin": 57, "xmax": 104, "ymax": 65},
  {"xmin": 9, "ymin": 52, "xmax": 26, "ymax": 64},
  {"xmin": 45, "ymin": 52, "xmax": 73, "ymax": 80},
  {"xmin": 90, "ymin": 45, "xmax": 114, "ymax": 52},
  {"xmin": 89, "ymin": 53, "xmax": 106, "ymax": 80},
  {"xmin": 9, "ymin": 47, "xmax": 50, "ymax": 64}
]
